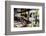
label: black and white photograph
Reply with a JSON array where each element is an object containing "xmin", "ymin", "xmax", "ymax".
[{"xmin": 14, "ymin": 8, "xmax": 39, "ymax": 27}]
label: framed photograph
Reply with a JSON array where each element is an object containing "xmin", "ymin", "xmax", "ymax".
[{"xmin": 5, "ymin": 1, "xmax": 45, "ymax": 35}]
